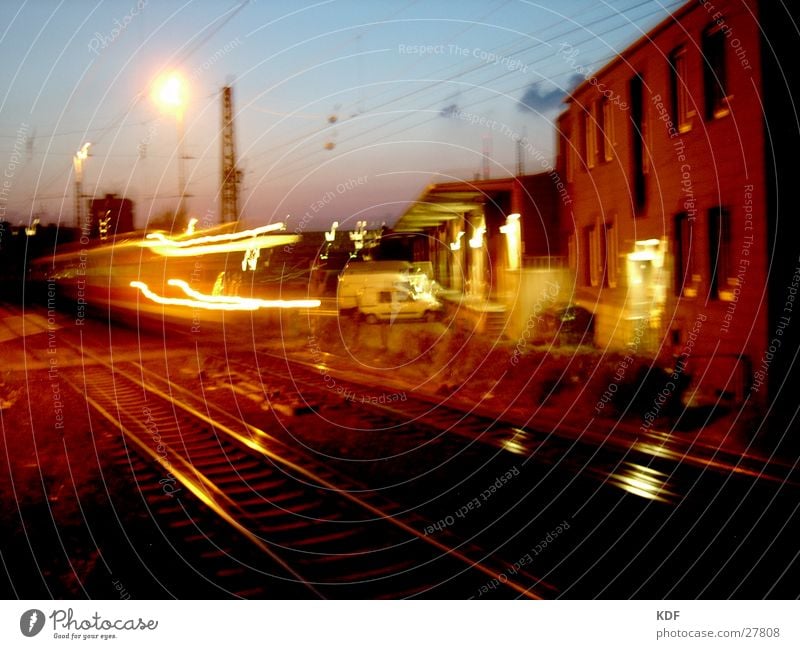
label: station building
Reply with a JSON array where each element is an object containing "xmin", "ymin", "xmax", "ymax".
[
  {"xmin": 393, "ymin": 172, "xmax": 568, "ymax": 338},
  {"xmin": 555, "ymin": 0, "xmax": 799, "ymax": 414}
]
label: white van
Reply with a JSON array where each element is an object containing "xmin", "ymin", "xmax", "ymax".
[{"xmin": 337, "ymin": 260, "xmax": 442, "ymax": 323}]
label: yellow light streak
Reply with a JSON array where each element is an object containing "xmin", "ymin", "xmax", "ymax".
[
  {"xmin": 131, "ymin": 281, "xmax": 258, "ymax": 310},
  {"xmin": 166, "ymin": 279, "xmax": 320, "ymax": 309},
  {"xmin": 144, "ymin": 234, "xmax": 298, "ymax": 257},
  {"xmin": 143, "ymin": 222, "xmax": 286, "ymax": 247}
]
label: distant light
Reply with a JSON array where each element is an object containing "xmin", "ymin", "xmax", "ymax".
[
  {"xmin": 325, "ymin": 221, "xmax": 339, "ymax": 243},
  {"xmin": 185, "ymin": 217, "xmax": 198, "ymax": 235},
  {"xmin": 152, "ymin": 72, "xmax": 186, "ymax": 117},
  {"xmin": 75, "ymin": 142, "xmax": 91, "ymax": 161}
]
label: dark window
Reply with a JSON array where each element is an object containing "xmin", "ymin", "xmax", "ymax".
[
  {"xmin": 702, "ymin": 24, "xmax": 729, "ymax": 119},
  {"xmin": 601, "ymin": 97, "xmax": 615, "ymax": 161},
  {"xmin": 708, "ymin": 206, "xmax": 731, "ymax": 300},
  {"xmin": 674, "ymin": 212, "xmax": 694, "ymax": 296},
  {"xmin": 584, "ymin": 108, "xmax": 596, "ymax": 168},
  {"xmin": 597, "ymin": 99, "xmax": 606, "ymax": 162},
  {"xmin": 629, "ymin": 73, "xmax": 647, "ymax": 214}
]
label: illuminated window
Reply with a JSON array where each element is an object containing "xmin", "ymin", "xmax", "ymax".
[
  {"xmin": 702, "ymin": 24, "xmax": 729, "ymax": 119},
  {"xmin": 669, "ymin": 46, "xmax": 694, "ymax": 132},
  {"xmin": 674, "ymin": 212, "xmax": 695, "ymax": 297},
  {"xmin": 708, "ymin": 206, "xmax": 731, "ymax": 300}
]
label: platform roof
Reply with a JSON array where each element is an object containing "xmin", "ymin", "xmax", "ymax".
[{"xmin": 393, "ymin": 176, "xmax": 527, "ymax": 233}]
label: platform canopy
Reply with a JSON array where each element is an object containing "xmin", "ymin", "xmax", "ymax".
[{"xmin": 393, "ymin": 177, "xmax": 524, "ymax": 232}]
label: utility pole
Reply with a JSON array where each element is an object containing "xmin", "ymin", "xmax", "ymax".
[
  {"xmin": 221, "ymin": 85, "xmax": 240, "ymax": 223},
  {"xmin": 73, "ymin": 142, "xmax": 91, "ymax": 232},
  {"xmin": 482, "ymin": 134, "xmax": 491, "ymax": 180}
]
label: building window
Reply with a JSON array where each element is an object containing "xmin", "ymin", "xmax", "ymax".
[
  {"xmin": 708, "ymin": 206, "xmax": 731, "ymax": 300},
  {"xmin": 568, "ymin": 234, "xmax": 577, "ymax": 270},
  {"xmin": 674, "ymin": 212, "xmax": 695, "ymax": 296},
  {"xmin": 702, "ymin": 24, "xmax": 729, "ymax": 119},
  {"xmin": 584, "ymin": 107, "xmax": 597, "ymax": 169},
  {"xmin": 669, "ymin": 46, "xmax": 694, "ymax": 132},
  {"xmin": 564, "ymin": 129, "xmax": 574, "ymax": 183},
  {"xmin": 583, "ymin": 225, "xmax": 598, "ymax": 286},
  {"xmin": 629, "ymin": 73, "xmax": 647, "ymax": 214},
  {"xmin": 603, "ymin": 221, "xmax": 618, "ymax": 288},
  {"xmin": 601, "ymin": 97, "xmax": 615, "ymax": 161}
]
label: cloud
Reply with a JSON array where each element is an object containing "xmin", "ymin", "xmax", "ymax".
[
  {"xmin": 518, "ymin": 75, "xmax": 582, "ymax": 113},
  {"xmin": 439, "ymin": 103, "xmax": 460, "ymax": 118}
]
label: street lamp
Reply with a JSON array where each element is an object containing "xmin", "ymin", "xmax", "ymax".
[
  {"xmin": 73, "ymin": 142, "xmax": 91, "ymax": 232},
  {"xmin": 152, "ymin": 71, "xmax": 188, "ymax": 222}
]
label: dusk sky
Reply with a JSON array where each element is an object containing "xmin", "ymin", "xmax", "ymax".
[{"xmin": 1, "ymin": 0, "xmax": 684, "ymax": 232}]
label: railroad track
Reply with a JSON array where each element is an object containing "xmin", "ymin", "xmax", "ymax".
[{"xmin": 54, "ymin": 335, "xmax": 557, "ymax": 599}]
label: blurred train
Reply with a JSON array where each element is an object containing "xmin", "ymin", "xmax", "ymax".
[{"xmin": 29, "ymin": 222, "xmax": 320, "ymax": 329}]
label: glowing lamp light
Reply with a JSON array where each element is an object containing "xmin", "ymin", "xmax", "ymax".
[
  {"xmin": 76, "ymin": 142, "xmax": 91, "ymax": 161},
  {"xmin": 325, "ymin": 221, "xmax": 339, "ymax": 243},
  {"xmin": 500, "ymin": 213, "xmax": 521, "ymax": 271},
  {"xmin": 152, "ymin": 72, "xmax": 186, "ymax": 117},
  {"xmin": 469, "ymin": 225, "xmax": 485, "ymax": 249},
  {"xmin": 450, "ymin": 231, "xmax": 464, "ymax": 251}
]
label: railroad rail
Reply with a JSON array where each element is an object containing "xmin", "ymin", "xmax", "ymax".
[{"xmin": 52, "ymin": 333, "xmax": 555, "ymax": 599}]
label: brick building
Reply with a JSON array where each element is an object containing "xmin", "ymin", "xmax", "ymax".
[{"xmin": 556, "ymin": 0, "xmax": 799, "ymax": 417}]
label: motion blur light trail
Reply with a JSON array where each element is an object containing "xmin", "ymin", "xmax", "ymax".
[
  {"xmin": 140, "ymin": 223, "xmax": 297, "ymax": 257},
  {"xmin": 131, "ymin": 280, "xmax": 321, "ymax": 310}
]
